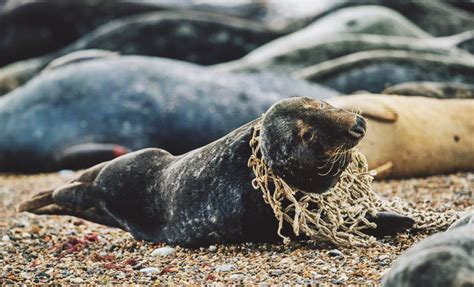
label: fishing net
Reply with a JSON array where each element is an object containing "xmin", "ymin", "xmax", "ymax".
[{"xmin": 247, "ymin": 120, "xmax": 459, "ymax": 247}]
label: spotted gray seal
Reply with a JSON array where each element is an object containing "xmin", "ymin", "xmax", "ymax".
[
  {"xmin": 358, "ymin": 0, "xmax": 474, "ymax": 37},
  {"xmin": 214, "ymin": 33, "xmax": 469, "ymax": 74},
  {"xmin": 0, "ymin": 0, "xmax": 263, "ymax": 66},
  {"xmin": 0, "ymin": 56, "xmax": 338, "ymax": 172},
  {"xmin": 0, "ymin": 10, "xmax": 280, "ymax": 95},
  {"xmin": 382, "ymin": 224, "xmax": 474, "ymax": 287},
  {"xmin": 18, "ymin": 97, "xmax": 413, "ymax": 247},
  {"xmin": 295, "ymin": 50, "xmax": 474, "ymax": 94}
]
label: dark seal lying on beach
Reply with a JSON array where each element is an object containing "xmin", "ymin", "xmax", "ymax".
[
  {"xmin": 0, "ymin": 56, "xmax": 338, "ymax": 172},
  {"xmin": 18, "ymin": 97, "xmax": 413, "ymax": 247},
  {"xmin": 0, "ymin": 10, "xmax": 281, "ymax": 95},
  {"xmin": 0, "ymin": 0, "xmax": 262, "ymax": 66},
  {"xmin": 295, "ymin": 50, "xmax": 474, "ymax": 94}
]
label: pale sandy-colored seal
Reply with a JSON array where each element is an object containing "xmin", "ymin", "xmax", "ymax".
[
  {"xmin": 327, "ymin": 94, "xmax": 474, "ymax": 178},
  {"xmin": 18, "ymin": 97, "xmax": 412, "ymax": 247}
]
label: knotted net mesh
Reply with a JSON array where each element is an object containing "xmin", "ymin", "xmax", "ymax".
[{"xmin": 247, "ymin": 120, "xmax": 459, "ymax": 247}]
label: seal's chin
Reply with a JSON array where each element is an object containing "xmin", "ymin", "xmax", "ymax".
[{"xmin": 315, "ymin": 147, "xmax": 354, "ymax": 179}]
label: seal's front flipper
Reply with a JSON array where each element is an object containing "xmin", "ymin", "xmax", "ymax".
[
  {"xmin": 54, "ymin": 143, "xmax": 130, "ymax": 170},
  {"xmin": 363, "ymin": 212, "xmax": 415, "ymax": 237}
]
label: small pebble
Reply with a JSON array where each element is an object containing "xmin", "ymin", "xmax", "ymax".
[
  {"xmin": 150, "ymin": 246, "xmax": 175, "ymax": 257},
  {"xmin": 229, "ymin": 274, "xmax": 243, "ymax": 281},
  {"xmin": 2, "ymin": 235, "xmax": 10, "ymax": 241},
  {"xmin": 215, "ymin": 264, "xmax": 235, "ymax": 272},
  {"xmin": 208, "ymin": 245, "xmax": 217, "ymax": 252},
  {"xmin": 279, "ymin": 258, "xmax": 293, "ymax": 265},
  {"xmin": 378, "ymin": 255, "xmax": 390, "ymax": 261},
  {"xmin": 139, "ymin": 267, "xmax": 160, "ymax": 274},
  {"xmin": 70, "ymin": 277, "xmax": 83, "ymax": 283},
  {"xmin": 327, "ymin": 249, "xmax": 343, "ymax": 257}
]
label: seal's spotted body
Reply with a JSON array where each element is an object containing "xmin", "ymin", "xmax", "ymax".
[{"xmin": 19, "ymin": 97, "xmax": 411, "ymax": 247}]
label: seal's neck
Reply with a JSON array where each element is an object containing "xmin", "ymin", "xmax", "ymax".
[{"xmin": 273, "ymin": 165, "xmax": 345, "ymax": 194}]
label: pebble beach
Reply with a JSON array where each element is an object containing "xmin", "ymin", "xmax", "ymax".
[{"xmin": 1, "ymin": 171, "xmax": 472, "ymax": 285}]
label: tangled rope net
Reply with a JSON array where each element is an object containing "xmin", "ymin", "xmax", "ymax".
[{"xmin": 247, "ymin": 120, "xmax": 460, "ymax": 247}]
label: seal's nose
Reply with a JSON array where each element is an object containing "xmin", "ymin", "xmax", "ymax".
[{"xmin": 348, "ymin": 116, "xmax": 366, "ymax": 139}]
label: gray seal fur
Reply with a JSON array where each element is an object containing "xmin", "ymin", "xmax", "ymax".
[{"xmin": 19, "ymin": 97, "xmax": 413, "ymax": 247}]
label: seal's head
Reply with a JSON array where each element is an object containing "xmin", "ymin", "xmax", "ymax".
[{"xmin": 260, "ymin": 97, "xmax": 366, "ymax": 193}]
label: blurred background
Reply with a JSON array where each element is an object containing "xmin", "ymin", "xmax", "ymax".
[{"xmin": 0, "ymin": 0, "xmax": 473, "ymax": 173}]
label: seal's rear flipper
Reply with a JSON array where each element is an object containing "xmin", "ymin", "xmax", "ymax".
[
  {"xmin": 18, "ymin": 162, "xmax": 120, "ymax": 228},
  {"xmin": 17, "ymin": 189, "xmax": 54, "ymax": 213},
  {"xmin": 17, "ymin": 181, "xmax": 95, "ymax": 213},
  {"xmin": 54, "ymin": 143, "xmax": 130, "ymax": 170},
  {"xmin": 18, "ymin": 185, "xmax": 120, "ymax": 228},
  {"xmin": 363, "ymin": 212, "xmax": 415, "ymax": 237}
]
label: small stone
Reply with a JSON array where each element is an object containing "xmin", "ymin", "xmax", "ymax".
[
  {"xmin": 2, "ymin": 235, "xmax": 10, "ymax": 241},
  {"xmin": 139, "ymin": 267, "xmax": 160, "ymax": 274},
  {"xmin": 208, "ymin": 245, "xmax": 217, "ymax": 252},
  {"xmin": 150, "ymin": 246, "xmax": 175, "ymax": 257},
  {"xmin": 215, "ymin": 264, "xmax": 235, "ymax": 272},
  {"xmin": 229, "ymin": 274, "xmax": 243, "ymax": 281},
  {"xmin": 21, "ymin": 232, "xmax": 31, "ymax": 239},
  {"xmin": 378, "ymin": 255, "xmax": 390, "ymax": 261},
  {"xmin": 279, "ymin": 257, "xmax": 293, "ymax": 265},
  {"xmin": 70, "ymin": 277, "xmax": 83, "ymax": 283},
  {"xmin": 270, "ymin": 269, "xmax": 284, "ymax": 276},
  {"xmin": 327, "ymin": 249, "xmax": 344, "ymax": 257}
]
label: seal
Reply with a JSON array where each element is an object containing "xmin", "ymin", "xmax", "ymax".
[
  {"xmin": 0, "ymin": 10, "xmax": 280, "ymax": 95},
  {"xmin": 382, "ymin": 224, "xmax": 474, "ymax": 287},
  {"xmin": 213, "ymin": 33, "xmax": 468, "ymax": 74},
  {"xmin": 0, "ymin": 55, "xmax": 338, "ymax": 172},
  {"xmin": 0, "ymin": 0, "xmax": 160, "ymax": 66},
  {"xmin": 327, "ymin": 94, "xmax": 474, "ymax": 178},
  {"xmin": 0, "ymin": 0, "xmax": 262, "ymax": 66},
  {"xmin": 295, "ymin": 50, "xmax": 474, "ymax": 94},
  {"xmin": 18, "ymin": 97, "xmax": 413, "ymax": 247},
  {"xmin": 383, "ymin": 81, "xmax": 474, "ymax": 99},
  {"xmin": 354, "ymin": 0, "xmax": 474, "ymax": 37}
]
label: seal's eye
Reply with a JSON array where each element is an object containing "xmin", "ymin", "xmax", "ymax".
[{"xmin": 302, "ymin": 130, "xmax": 314, "ymax": 142}]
